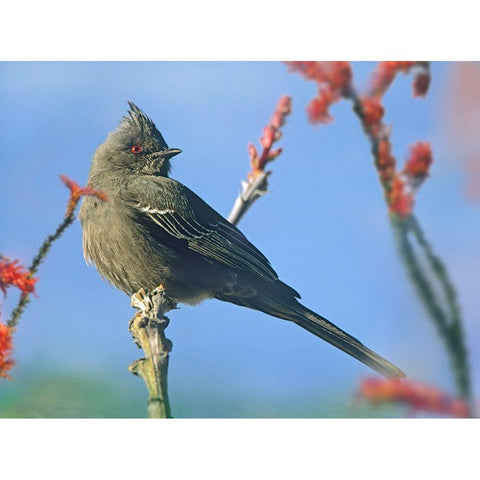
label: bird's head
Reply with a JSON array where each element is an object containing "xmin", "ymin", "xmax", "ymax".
[{"xmin": 91, "ymin": 102, "xmax": 182, "ymax": 177}]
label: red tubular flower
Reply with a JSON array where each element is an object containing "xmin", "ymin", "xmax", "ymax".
[
  {"xmin": 0, "ymin": 321, "xmax": 14, "ymax": 379},
  {"xmin": 60, "ymin": 175, "xmax": 108, "ymax": 217},
  {"xmin": 360, "ymin": 97, "xmax": 384, "ymax": 135},
  {"xmin": 358, "ymin": 377, "xmax": 470, "ymax": 418},
  {"xmin": 307, "ymin": 88, "xmax": 338, "ymax": 124},
  {"xmin": 324, "ymin": 61, "xmax": 352, "ymax": 94},
  {"xmin": 404, "ymin": 141, "xmax": 433, "ymax": 179},
  {"xmin": 286, "ymin": 61, "xmax": 352, "ymax": 126},
  {"xmin": 0, "ymin": 258, "xmax": 37, "ymax": 296},
  {"xmin": 260, "ymin": 125, "xmax": 276, "ymax": 150},
  {"xmin": 285, "ymin": 61, "xmax": 323, "ymax": 82},
  {"xmin": 286, "ymin": 61, "xmax": 352, "ymax": 94},
  {"xmin": 249, "ymin": 96, "xmax": 292, "ymax": 177},
  {"xmin": 271, "ymin": 95, "xmax": 292, "ymax": 128},
  {"xmin": 286, "ymin": 61, "xmax": 433, "ymax": 217}
]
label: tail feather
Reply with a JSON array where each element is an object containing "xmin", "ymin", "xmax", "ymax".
[
  {"xmin": 293, "ymin": 307, "xmax": 405, "ymax": 380},
  {"xmin": 233, "ymin": 291, "xmax": 405, "ymax": 380}
]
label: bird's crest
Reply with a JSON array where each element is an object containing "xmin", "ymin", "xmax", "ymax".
[{"xmin": 117, "ymin": 101, "xmax": 168, "ymax": 149}]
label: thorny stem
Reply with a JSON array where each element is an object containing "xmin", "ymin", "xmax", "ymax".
[
  {"xmin": 129, "ymin": 286, "xmax": 177, "ymax": 418},
  {"xmin": 6, "ymin": 175, "xmax": 106, "ymax": 331},
  {"xmin": 393, "ymin": 217, "xmax": 472, "ymax": 410},
  {"xmin": 7, "ymin": 211, "xmax": 77, "ymax": 331},
  {"xmin": 346, "ymin": 84, "xmax": 472, "ymax": 410},
  {"xmin": 228, "ymin": 95, "xmax": 291, "ymax": 226}
]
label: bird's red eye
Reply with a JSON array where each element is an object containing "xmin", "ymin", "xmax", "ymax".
[{"xmin": 131, "ymin": 145, "xmax": 143, "ymax": 154}]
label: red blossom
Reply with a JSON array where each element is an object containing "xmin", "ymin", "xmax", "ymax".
[
  {"xmin": 286, "ymin": 62, "xmax": 352, "ymax": 126},
  {"xmin": 285, "ymin": 61, "xmax": 322, "ymax": 82},
  {"xmin": 0, "ymin": 321, "xmax": 14, "ymax": 379},
  {"xmin": 307, "ymin": 89, "xmax": 338, "ymax": 124},
  {"xmin": 60, "ymin": 175, "xmax": 108, "ymax": 217},
  {"xmin": 322, "ymin": 61, "xmax": 352, "ymax": 94},
  {"xmin": 0, "ymin": 258, "xmax": 37, "ymax": 296},
  {"xmin": 388, "ymin": 175, "xmax": 413, "ymax": 218},
  {"xmin": 260, "ymin": 125, "xmax": 276, "ymax": 149},
  {"xmin": 287, "ymin": 61, "xmax": 433, "ymax": 217},
  {"xmin": 249, "ymin": 96, "xmax": 291, "ymax": 178},
  {"xmin": 358, "ymin": 377, "xmax": 470, "ymax": 417},
  {"xmin": 271, "ymin": 95, "xmax": 292, "ymax": 128},
  {"xmin": 404, "ymin": 141, "xmax": 433, "ymax": 179},
  {"xmin": 286, "ymin": 61, "xmax": 352, "ymax": 94},
  {"xmin": 360, "ymin": 97, "xmax": 384, "ymax": 135},
  {"xmin": 331, "ymin": 62, "xmax": 353, "ymax": 93}
]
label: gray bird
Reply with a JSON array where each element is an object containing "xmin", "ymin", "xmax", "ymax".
[{"xmin": 79, "ymin": 102, "xmax": 405, "ymax": 380}]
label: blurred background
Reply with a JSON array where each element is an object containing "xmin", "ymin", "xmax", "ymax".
[{"xmin": 0, "ymin": 62, "xmax": 478, "ymax": 417}]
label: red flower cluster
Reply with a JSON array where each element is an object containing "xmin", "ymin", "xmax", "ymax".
[
  {"xmin": 0, "ymin": 321, "xmax": 14, "ymax": 378},
  {"xmin": 369, "ymin": 61, "xmax": 431, "ymax": 99},
  {"xmin": 375, "ymin": 133, "xmax": 414, "ymax": 218},
  {"xmin": 285, "ymin": 61, "xmax": 352, "ymax": 92},
  {"xmin": 286, "ymin": 61, "xmax": 434, "ymax": 219},
  {"xmin": 404, "ymin": 141, "xmax": 433, "ymax": 180},
  {"xmin": 0, "ymin": 257, "xmax": 37, "ymax": 296},
  {"xmin": 359, "ymin": 64, "xmax": 432, "ymax": 218},
  {"xmin": 306, "ymin": 89, "xmax": 337, "ymax": 125},
  {"xmin": 358, "ymin": 377, "xmax": 470, "ymax": 417},
  {"xmin": 382, "ymin": 142, "xmax": 434, "ymax": 217},
  {"xmin": 285, "ymin": 61, "xmax": 352, "ymax": 124},
  {"xmin": 248, "ymin": 95, "xmax": 292, "ymax": 178},
  {"xmin": 0, "ymin": 257, "xmax": 38, "ymax": 379},
  {"xmin": 60, "ymin": 175, "xmax": 108, "ymax": 217},
  {"xmin": 359, "ymin": 97, "xmax": 384, "ymax": 136}
]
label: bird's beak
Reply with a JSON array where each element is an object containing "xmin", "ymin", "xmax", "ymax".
[{"xmin": 162, "ymin": 148, "xmax": 182, "ymax": 160}]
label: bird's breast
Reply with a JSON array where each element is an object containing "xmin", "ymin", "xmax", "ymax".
[{"xmin": 79, "ymin": 196, "xmax": 220, "ymax": 303}]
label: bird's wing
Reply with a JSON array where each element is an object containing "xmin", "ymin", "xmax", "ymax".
[{"xmin": 124, "ymin": 177, "xmax": 279, "ymax": 282}]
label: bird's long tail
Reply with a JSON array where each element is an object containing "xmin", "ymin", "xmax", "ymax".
[
  {"xmin": 291, "ymin": 305, "xmax": 405, "ymax": 380},
  {"xmin": 226, "ymin": 290, "xmax": 405, "ymax": 381}
]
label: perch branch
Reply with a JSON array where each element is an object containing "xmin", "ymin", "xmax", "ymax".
[
  {"xmin": 129, "ymin": 286, "xmax": 177, "ymax": 418},
  {"xmin": 227, "ymin": 171, "xmax": 270, "ymax": 225}
]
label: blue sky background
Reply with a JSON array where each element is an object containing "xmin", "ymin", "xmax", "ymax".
[{"xmin": 0, "ymin": 62, "xmax": 478, "ymax": 417}]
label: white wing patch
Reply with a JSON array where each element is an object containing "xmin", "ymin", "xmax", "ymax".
[{"xmin": 138, "ymin": 205, "xmax": 175, "ymax": 215}]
